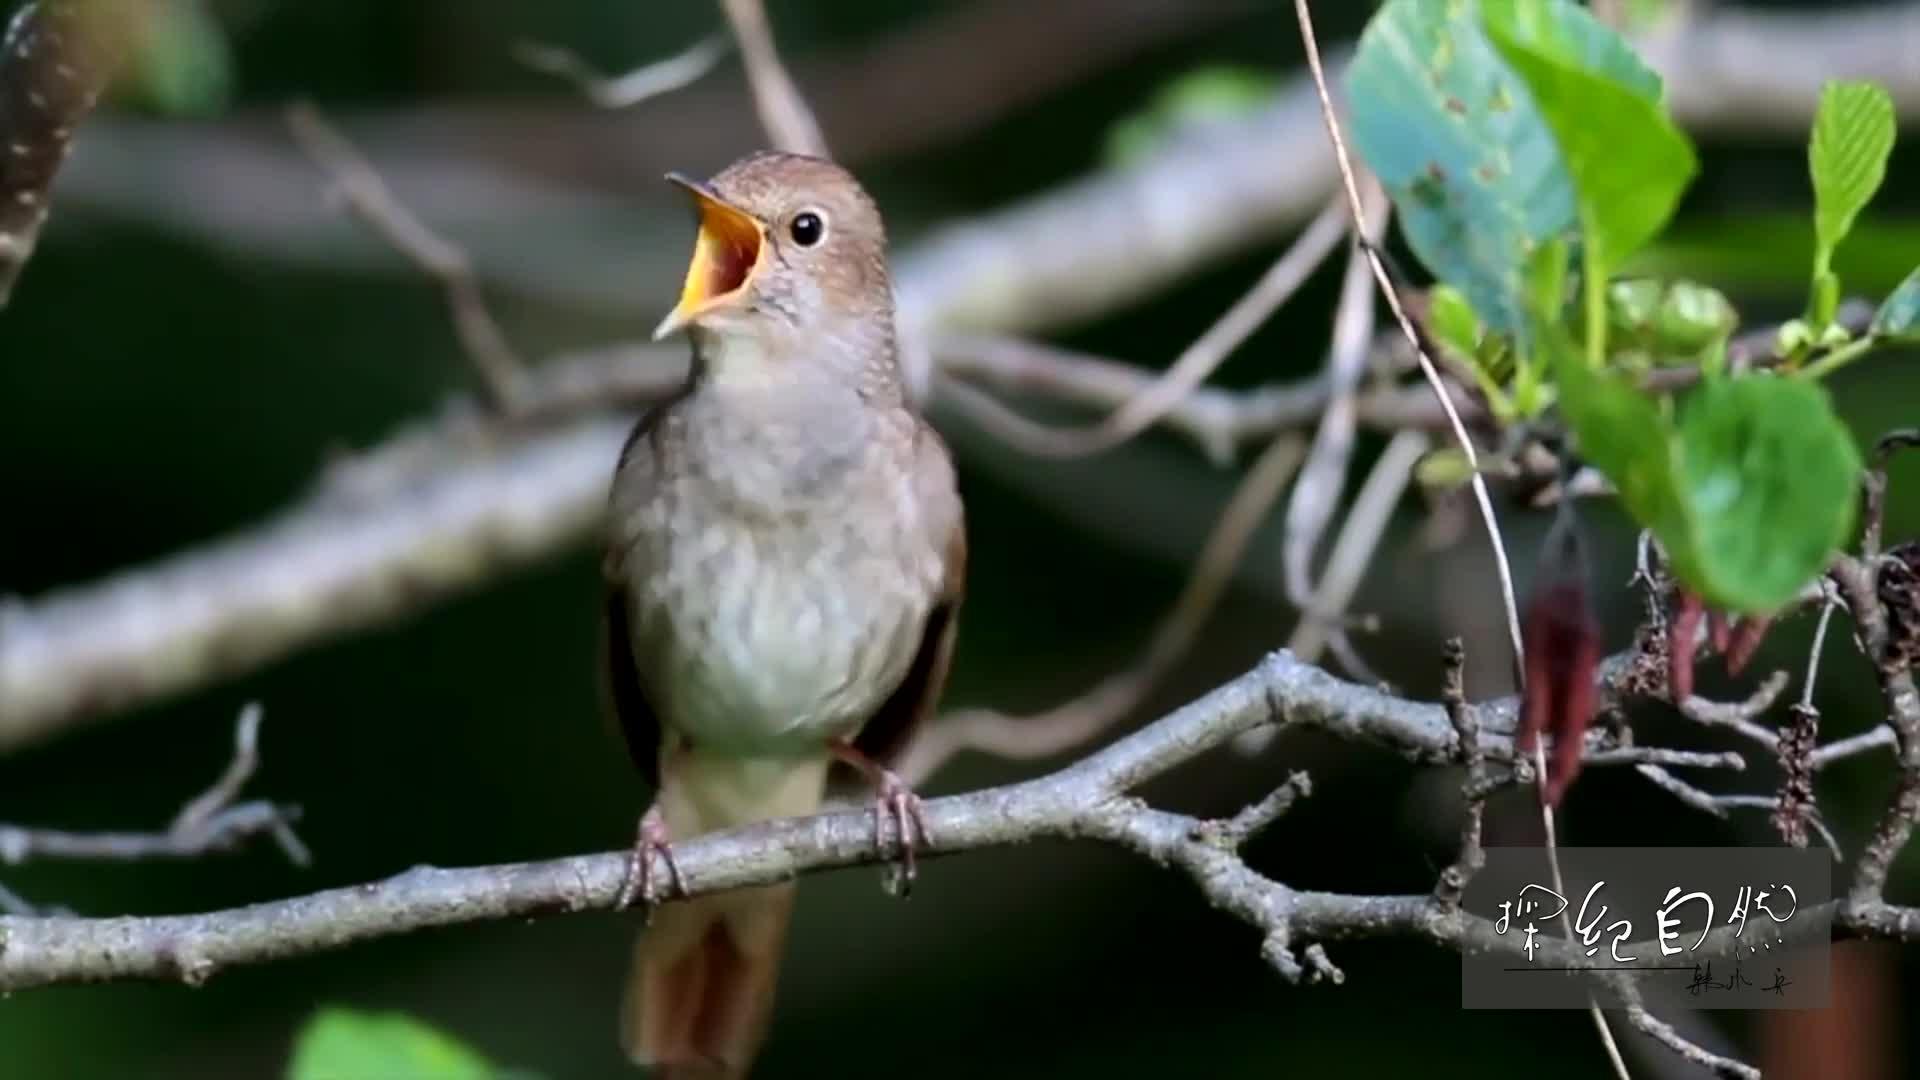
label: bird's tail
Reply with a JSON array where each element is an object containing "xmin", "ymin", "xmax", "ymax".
[{"xmin": 620, "ymin": 754, "xmax": 829, "ymax": 1076}]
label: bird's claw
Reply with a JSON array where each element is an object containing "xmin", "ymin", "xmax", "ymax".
[
  {"xmin": 829, "ymin": 740, "xmax": 930, "ymax": 897},
  {"xmin": 870, "ymin": 772, "xmax": 928, "ymax": 897},
  {"xmin": 615, "ymin": 806, "xmax": 685, "ymax": 913}
]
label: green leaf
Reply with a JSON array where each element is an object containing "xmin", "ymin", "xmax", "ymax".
[
  {"xmin": 1102, "ymin": 67, "xmax": 1277, "ymax": 166},
  {"xmin": 1810, "ymin": 81, "xmax": 1896, "ymax": 281},
  {"xmin": 1415, "ymin": 447, "xmax": 1480, "ymax": 492},
  {"xmin": 1672, "ymin": 377, "xmax": 1861, "ymax": 611},
  {"xmin": 288, "ymin": 1010, "xmax": 499, "ymax": 1080},
  {"xmin": 1483, "ymin": 4, "xmax": 1697, "ymax": 279},
  {"xmin": 1478, "ymin": 0, "xmax": 1662, "ymax": 101},
  {"xmin": 1346, "ymin": 0, "xmax": 1578, "ymax": 334},
  {"xmin": 1546, "ymin": 329, "xmax": 1704, "ymax": 587},
  {"xmin": 1427, "ymin": 284, "xmax": 1483, "ymax": 359},
  {"xmin": 1872, "ymin": 266, "xmax": 1920, "ymax": 341}
]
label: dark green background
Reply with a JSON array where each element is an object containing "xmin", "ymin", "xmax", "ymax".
[{"xmin": 1, "ymin": 1, "xmax": 1916, "ymax": 1077}]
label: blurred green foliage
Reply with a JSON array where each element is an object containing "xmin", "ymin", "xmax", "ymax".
[{"xmin": 288, "ymin": 1009, "xmax": 535, "ymax": 1080}]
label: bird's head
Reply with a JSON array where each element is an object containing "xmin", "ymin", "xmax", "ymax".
[{"xmin": 653, "ymin": 152, "xmax": 893, "ymax": 360}]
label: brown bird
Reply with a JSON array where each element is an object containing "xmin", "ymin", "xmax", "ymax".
[{"xmin": 600, "ymin": 151, "xmax": 966, "ymax": 1077}]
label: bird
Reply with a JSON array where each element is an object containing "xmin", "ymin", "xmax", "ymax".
[{"xmin": 600, "ymin": 150, "xmax": 966, "ymax": 1077}]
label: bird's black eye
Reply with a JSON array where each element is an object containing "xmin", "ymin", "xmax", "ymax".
[{"xmin": 789, "ymin": 211, "xmax": 825, "ymax": 247}]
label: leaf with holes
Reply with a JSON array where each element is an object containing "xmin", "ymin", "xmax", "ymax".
[
  {"xmin": 1484, "ymin": 2, "xmax": 1696, "ymax": 280},
  {"xmin": 1346, "ymin": 0, "xmax": 1577, "ymax": 335}
]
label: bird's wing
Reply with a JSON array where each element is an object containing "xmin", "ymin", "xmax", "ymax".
[
  {"xmin": 601, "ymin": 581, "xmax": 661, "ymax": 790},
  {"xmin": 850, "ymin": 423, "xmax": 967, "ymax": 771},
  {"xmin": 599, "ymin": 398, "xmax": 685, "ymax": 792}
]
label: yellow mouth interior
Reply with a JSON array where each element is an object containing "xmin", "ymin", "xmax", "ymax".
[{"xmin": 679, "ymin": 195, "xmax": 764, "ymax": 311}]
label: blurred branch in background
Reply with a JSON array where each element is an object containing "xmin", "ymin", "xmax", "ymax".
[
  {"xmin": 34, "ymin": 4, "xmax": 1920, "ymax": 314},
  {"xmin": 5, "ymin": 1, "xmax": 1918, "ymax": 751},
  {"xmin": 286, "ymin": 102, "xmax": 530, "ymax": 413},
  {"xmin": 718, "ymin": 0, "xmax": 827, "ymax": 158},
  {"xmin": 513, "ymin": 32, "xmax": 730, "ymax": 111}
]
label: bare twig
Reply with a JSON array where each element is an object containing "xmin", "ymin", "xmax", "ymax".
[
  {"xmin": 1677, "ymin": 670, "xmax": 1792, "ymax": 749},
  {"xmin": 0, "ymin": 704, "xmax": 307, "ymax": 868},
  {"xmin": 1625, "ymin": 1008, "xmax": 1760, "ymax": 1080},
  {"xmin": 1200, "ymin": 770, "xmax": 1312, "ymax": 850},
  {"xmin": 1288, "ymin": 429, "xmax": 1428, "ymax": 665},
  {"xmin": 1240, "ymin": 423, "xmax": 1428, "ymax": 755},
  {"xmin": 935, "ymin": 331, "xmax": 1459, "ymax": 465},
  {"xmin": 286, "ymin": 102, "xmax": 528, "ymax": 412},
  {"xmin": 514, "ymin": 33, "xmax": 730, "ymax": 109},
  {"xmin": 1813, "ymin": 726, "xmax": 1898, "ymax": 769},
  {"xmin": 1283, "ymin": 181, "xmax": 1388, "ymax": 606},
  {"xmin": 942, "ymin": 198, "xmax": 1349, "ymax": 459},
  {"xmin": 718, "ymin": 0, "xmax": 828, "ymax": 158},
  {"xmin": 898, "ymin": 433, "xmax": 1306, "ymax": 784},
  {"xmin": 1434, "ymin": 639, "xmax": 1485, "ymax": 910}
]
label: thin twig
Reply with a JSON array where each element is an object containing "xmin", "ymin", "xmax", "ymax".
[
  {"xmin": 1289, "ymin": 428, "xmax": 1428, "ymax": 664},
  {"xmin": 1240, "ymin": 423, "xmax": 1428, "ymax": 755},
  {"xmin": 514, "ymin": 33, "xmax": 731, "ymax": 109},
  {"xmin": 1284, "ymin": 181, "xmax": 1388, "ymax": 605},
  {"xmin": 1200, "ymin": 771, "xmax": 1313, "ymax": 849},
  {"xmin": 0, "ymin": 704, "xmax": 308, "ymax": 868},
  {"xmin": 1434, "ymin": 639, "xmax": 1485, "ymax": 910},
  {"xmin": 1677, "ymin": 670, "xmax": 1791, "ymax": 749},
  {"xmin": 285, "ymin": 102, "xmax": 528, "ymax": 413},
  {"xmin": 899, "ymin": 433, "xmax": 1307, "ymax": 784},
  {"xmin": 718, "ymin": 0, "xmax": 828, "ymax": 157},
  {"xmin": 942, "ymin": 199, "xmax": 1349, "ymax": 459},
  {"xmin": 1624, "ymin": 1008, "xmax": 1760, "ymax": 1080},
  {"xmin": 1813, "ymin": 726, "xmax": 1897, "ymax": 769}
]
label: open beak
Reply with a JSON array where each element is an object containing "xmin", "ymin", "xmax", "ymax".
[{"xmin": 653, "ymin": 173, "xmax": 767, "ymax": 340}]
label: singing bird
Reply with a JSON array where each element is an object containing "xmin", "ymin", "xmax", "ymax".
[{"xmin": 601, "ymin": 151, "xmax": 966, "ymax": 1076}]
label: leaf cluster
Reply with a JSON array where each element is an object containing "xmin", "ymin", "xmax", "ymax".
[{"xmin": 1348, "ymin": 0, "xmax": 1914, "ymax": 613}]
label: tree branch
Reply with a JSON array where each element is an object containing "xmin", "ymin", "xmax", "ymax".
[
  {"xmin": 0, "ymin": 650, "xmax": 1832, "ymax": 991},
  {"xmin": 0, "ymin": 704, "xmax": 307, "ymax": 871}
]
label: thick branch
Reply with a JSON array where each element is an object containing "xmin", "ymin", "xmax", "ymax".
[{"xmin": 0, "ymin": 650, "xmax": 1811, "ymax": 990}]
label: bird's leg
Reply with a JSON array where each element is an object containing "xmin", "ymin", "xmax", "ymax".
[
  {"xmin": 614, "ymin": 804, "xmax": 686, "ymax": 913},
  {"xmin": 829, "ymin": 739, "xmax": 928, "ymax": 896}
]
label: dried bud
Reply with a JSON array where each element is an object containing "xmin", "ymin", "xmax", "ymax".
[
  {"xmin": 1518, "ymin": 518, "xmax": 1603, "ymax": 806},
  {"xmin": 1724, "ymin": 613, "xmax": 1775, "ymax": 676},
  {"xmin": 1669, "ymin": 590, "xmax": 1703, "ymax": 702}
]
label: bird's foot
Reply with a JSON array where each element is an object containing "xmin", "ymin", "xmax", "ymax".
[
  {"xmin": 830, "ymin": 741, "xmax": 929, "ymax": 897},
  {"xmin": 614, "ymin": 805, "xmax": 685, "ymax": 913}
]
